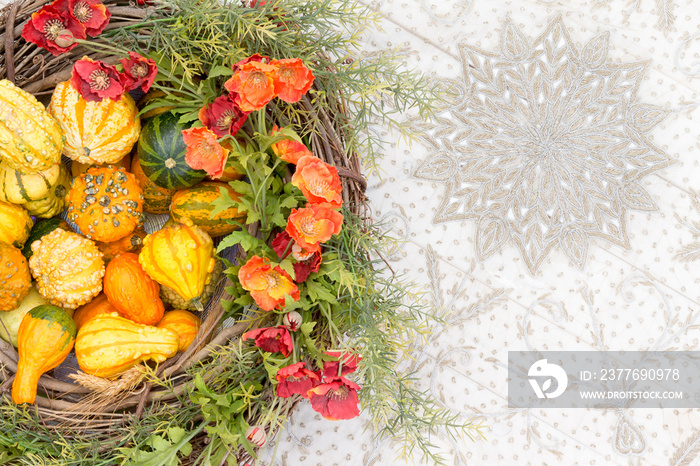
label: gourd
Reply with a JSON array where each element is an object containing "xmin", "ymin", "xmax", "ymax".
[
  {"xmin": 156, "ymin": 309, "xmax": 201, "ymax": 352},
  {"xmin": 21, "ymin": 162, "xmax": 70, "ymax": 218},
  {"xmin": 95, "ymin": 226, "xmax": 147, "ymax": 263},
  {"xmin": 0, "ymin": 242, "xmax": 31, "ymax": 311},
  {"xmin": 0, "ymin": 79, "xmax": 64, "ymax": 174},
  {"xmin": 29, "ymin": 229, "xmax": 105, "ymax": 309},
  {"xmin": 103, "ymin": 252, "xmax": 164, "ymax": 325},
  {"xmin": 75, "ymin": 312, "xmax": 178, "ymax": 378},
  {"xmin": 71, "ymin": 154, "xmax": 131, "ymax": 177},
  {"xmin": 0, "ymin": 163, "xmax": 61, "ymax": 204},
  {"xmin": 160, "ymin": 259, "xmax": 223, "ymax": 311},
  {"xmin": 0, "ymin": 285, "xmax": 49, "ymax": 347},
  {"xmin": 138, "ymin": 218, "xmax": 215, "ymax": 311},
  {"xmin": 131, "ymin": 153, "xmax": 175, "ymax": 214},
  {"xmin": 21, "ymin": 217, "xmax": 71, "ymax": 259},
  {"xmin": 0, "ymin": 201, "xmax": 32, "ymax": 248},
  {"xmin": 72, "ymin": 293, "xmax": 115, "ymax": 330},
  {"xmin": 48, "ymin": 81, "xmax": 140, "ymax": 165},
  {"xmin": 137, "ymin": 111, "xmax": 206, "ymax": 190},
  {"xmin": 169, "ymin": 182, "xmax": 244, "ymax": 237},
  {"xmin": 12, "ymin": 305, "xmax": 76, "ymax": 404},
  {"xmin": 66, "ymin": 166, "xmax": 144, "ymax": 242}
]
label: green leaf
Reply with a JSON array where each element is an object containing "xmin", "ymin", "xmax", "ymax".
[{"xmin": 209, "ymin": 65, "xmax": 234, "ymax": 78}]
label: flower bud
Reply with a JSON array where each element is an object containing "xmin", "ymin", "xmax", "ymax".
[
  {"xmin": 54, "ymin": 30, "xmax": 76, "ymax": 48},
  {"xmin": 283, "ymin": 311, "xmax": 302, "ymax": 332},
  {"xmin": 245, "ymin": 426, "xmax": 267, "ymax": 447}
]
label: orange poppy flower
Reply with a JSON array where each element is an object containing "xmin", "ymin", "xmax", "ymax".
[
  {"xmin": 291, "ymin": 155, "xmax": 343, "ymax": 208},
  {"xmin": 285, "ymin": 205, "xmax": 343, "ymax": 253},
  {"xmin": 224, "ymin": 61, "xmax": 281, "ymax": 112},
  {"xmin": 270, "ymin": 126, "xmax": 313, "ymax": 164},
  {"xmin": 238, "ymin": 255, "xmax": 300, "ymax": 311},
  {"xmin": 182, "ymin": 127, "xmax": 230, "ymax": 179},
  {"xmin": 270, "ymin": 58, "xmax": 315, "ymax": 103}
]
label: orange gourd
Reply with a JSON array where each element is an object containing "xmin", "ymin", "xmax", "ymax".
[
  {"xmin": 12, "ymin": 305, "xmax": 76, "ymax": 404},
  {"xmin": 131, "ymin": 153, "xmax": 176, "ymax": 215},
  {"xmin": 0, "ymin": 243, "xmax": 31, "ymax": 311},
  {"xmin": 157, "ymin": 309, "xmax": 201, "ymax": 352},
  {"xmin": 95, "ymin": 226, "xmax": 147, "ymax": 263},
  {"xmin": 103, "ymin": 253, "xmax": 164, "ymax": 325},
  {"xmin": 72, "ymin": 293, "xmax": 116, "ymax": 330},
  {"xmin": 66, "ymin": 166, "xmax": 144, "ymax": 242}
]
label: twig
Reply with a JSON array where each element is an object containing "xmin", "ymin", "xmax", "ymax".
[{"xmin": 4, "ymin": 2, "xmax": 18, "ymax": 83}]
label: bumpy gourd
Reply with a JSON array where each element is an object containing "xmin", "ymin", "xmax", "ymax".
[
  {"xmin": 156, "ymin": 309, "xmax": 201, "ymax": 352},
  {"xmin": 103, "ymin": 253, "xmax": 164, "ymax": 325},
  {"xmin": 66, "ymin": 166, "xmax": 144, "ymax": 242},
  {"xmin": 0, "ymin": 201, "xmax": 32, "ymax": 248},
  {"xmin": 29, "ymin": 229, "xmax": 105, "ymax": 309},
  {"xmin": 12, "ymin": 305, "xmax": 76, "ymax": 404},
  {"xmin": 160, "ymin": 259, "xmax": 223, "ymax": 311},
  {"xmin": 48, "ymin": 80, "xmax": 140, "ymax": 165},
  {"xmin": 138, "ymin": 218, "xmax": 216, "ymax": 311},
  {"xmin": 72, "ymin": 293, "xmax": 116, "ymax": 330},
  {"xmin": 21, "ymin": 163, "xmax": 70, "ymax": 218},
  {"xmin": 0, "ymin": 80, "xmax": 63, "ymax": 174},
  {"xmin": 0, "ymin": 242, "xmax": 31, "ymax": 311},
  {"xmin": 75, "ymin": 312, "xmax": 178, "ymax": 378}
]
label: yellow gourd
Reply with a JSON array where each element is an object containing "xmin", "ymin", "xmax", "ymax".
[
  {"xmin": 138, "ymin": 218, "xmax": 215, "ymax": 311},
  {"xmin": 157, "ymin": 310, "xmax": 201, "ymax": 352},
  {"xmin": 75, "ymin": 312, "xmax": 178, "ymax": 378}
]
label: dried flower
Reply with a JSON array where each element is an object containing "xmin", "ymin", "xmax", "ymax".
[
  {"xmin": 286, "ymin": 205, "xmax": 343, "ymax": 253},
  {"xmin": 242, "ymin": 326, "xmax": 293, "ymax": 357},
  {"xmin": 198, "ymin": 95, "xmax": 249, "ymax": 137},
  {"xmin": 276, "ymin": 362, "xmax": 320, "ymax": 398},
  {"xmin": 308, "ymin": 377, "xmax": 361, "ymax": 421},
  {"xmin": 182, "ymin": 127, "xmax": 230, "ymax": 179},
  {"xmin": 270, "ymin": 126, "xmax": 313, "ymax": 164},
  {"xmin": 53, "ymin": 0, "xmax": 110, "ymax": 37},
  {"xmin": 238, "ymin": 255, "xmax": 300, "ymax": 311},
  {"xmin": 224, "ymin": 60, "xmax": 281, "ymax": 112},
  {"xmin": 119, "ymin": 52, "xmax": 158, "ymax": 93},
  {"xmin": 271, "ymin": 58, "xmax": 315, "ymax": 103},
  {"xmin": 282, "ymin": 310, "xmax": 303, "ymax": 332},
  {"xmin": 70, "ymin": 56, "xmax": 124, "ymax": 102},
  {"xmin": 245, "ymin": 426, "xmax": 267, "ymax": 448},
  {"xmin": 21, "ymin": 6, "xmax": 86, "ymax": 56},
  {"xmin": 291, "ymin": 155, "xmax": 343, "ymax": 208}
]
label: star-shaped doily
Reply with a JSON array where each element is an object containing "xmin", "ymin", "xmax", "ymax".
[{"xmin": 412, "ymin": 15, "xmax": 674, "ymax": 273}]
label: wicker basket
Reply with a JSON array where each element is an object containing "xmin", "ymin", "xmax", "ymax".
[{"xmin": 0, "ymin": 0, "xmax": 368, "ymax": 462}]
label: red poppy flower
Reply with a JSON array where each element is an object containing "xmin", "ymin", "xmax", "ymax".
[
  {"xmin": 119, "ymin": 52, "xmax": 158, "ymax": 93},
  {"xmin": 224, "ymin": 60, "xmax": 281, "ymax": 112},
  {"xmin": 245, "ymin": 426, "xmax": 267, "ymax": 448},
  {"xmin": 291, "ymin": 155, "xmax": 343, "ymax": 208},
  {"xmin": 285, "ymin": 205, "xmax": 343, "ymax": 253},
  {"xmin": 182, "ymin": 127, "xmax": 230, "ymax": 179},
  {"xmin": 271, "ymin": 231, "xmax": 322, "ymax": 283},
  {"xmin": 308, "ymin": 377, "xmax": 361, "ymax": 421},
  {"xmin": 276, "ymin": 362, "xmax": 320, "ymax": 398},
  {"xmin": 53, "ymin": 0, "xmax": 110, "ymax": 37},
  {"xmin": 323, "ymin": 350, "xmax": 361, "ymax": 378},
  {"xmin": 270, "ymin": 126, "xmax": 313, "ymax": 164},
  {"xmin": 70, "ymin": 57, "xmax": 124, "ymax": 102},
  {"xmin": 242, "ymin": 325, "xmax": 293, "ymax": 357},
  {"xmin": 21, "ymin": 6, "xmax": 86, "ymax": 56},
  {"xmin": 271, "ymin": 58, "xmax": 315, "ymax": 103},
  {"xmin": 198, "ymin": 95, "xmax": 250, "ymax": 137},
  {"xmin": 238, "ymin": 255, "xmax": 300, "ymax": 311},
  {"xmin": 282, "ymin": 311, "xmax": 302, "ymax": 332}
]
